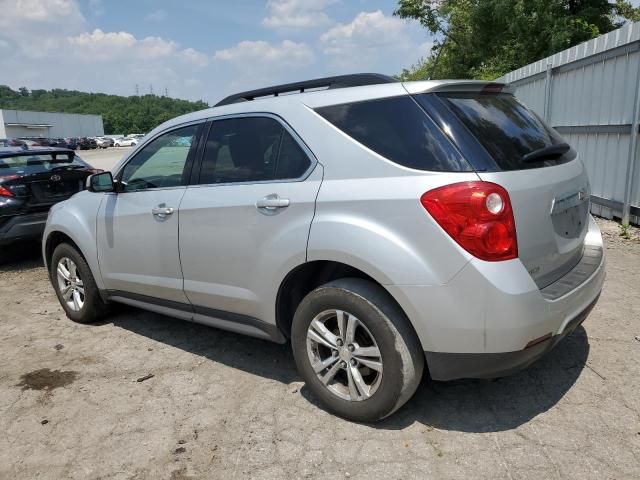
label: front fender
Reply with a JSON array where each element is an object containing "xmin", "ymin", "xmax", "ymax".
[{"xmin": 43, "ymin": 191, "xmax": 105, "ymax": 289}]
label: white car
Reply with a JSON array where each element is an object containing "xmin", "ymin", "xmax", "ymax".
[{"xmin": 114, "ymin": 137, "xmax": 138, "ymax": 147}]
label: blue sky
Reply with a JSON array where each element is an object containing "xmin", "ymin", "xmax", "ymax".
[{"xmin": 0, "ymin": 0, "xmax": 432, "ymax": 104}]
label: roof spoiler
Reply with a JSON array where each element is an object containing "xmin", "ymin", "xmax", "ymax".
[
  {"xmin": 215, "ymin": 73, "xmax": 398, "ymax": 107},
  {"xmin": 404, "ymin": 81, "xmax": 514, "ymax": 95},
  {"xmin": 0, "ymin": 148, "xmax": 75, "ymax": 160}
]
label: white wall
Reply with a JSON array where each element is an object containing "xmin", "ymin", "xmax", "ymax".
[{"xmin": 0, "ymin": 109, "xmax": 104, "ymax": 138}]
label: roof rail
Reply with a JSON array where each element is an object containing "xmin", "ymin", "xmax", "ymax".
[{"xmin": 214, "ymin": 73, "xmax": 397, "ymax": 107}]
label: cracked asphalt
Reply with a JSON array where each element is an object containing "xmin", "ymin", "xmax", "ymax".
[{"xmin": 0, "ymin": 218, "xmax": 639, "ymax": 480}]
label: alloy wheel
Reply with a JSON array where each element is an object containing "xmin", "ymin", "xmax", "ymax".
[
  {"xmin": 56, "ymin": 257, "xmax": 85, "ymax": 312},
  {"xmin": 306, "ymin": 309, "xmax": 383, "ymax": 401}
]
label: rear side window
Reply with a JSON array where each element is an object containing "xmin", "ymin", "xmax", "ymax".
[
  {"xmin": 199, "ymin": 117, "xmax": 312, "ymax": 185},
  {"xmin": 436, "ymin": 92, "xmax": 575, "ymax": 170},
  {"xmin": 315, "ymin": 96, "xmax": 470, "ymax": 172}
]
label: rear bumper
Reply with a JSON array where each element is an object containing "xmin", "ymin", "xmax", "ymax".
[
  {"xmin": 0, "ymin": 212, "xmax": 48, "ymax": 245},
  {"xmin": 424, "ymin": 293, "xmax": 599, "ymax": 380},
  {"xmin": 386, "ymin": 215, "xmax": 605, "ymax": 380}
]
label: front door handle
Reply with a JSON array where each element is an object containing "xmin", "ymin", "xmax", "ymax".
[
  {"xmin": 256, "ymin": 195, "xmax": 290, "ymax": 210},
  {"xmin": 152, "ymin": 206, "xmax": 174, "ymax": 218}
]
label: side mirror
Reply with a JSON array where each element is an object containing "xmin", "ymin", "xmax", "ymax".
[{"xmin": 86, "ymin": 171, "xmax": 115, "ymax": 193}]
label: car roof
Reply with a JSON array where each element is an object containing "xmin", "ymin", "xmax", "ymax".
[{"xmin": 151, "ymin": 76, "xmax": 507, "ymax": 135}]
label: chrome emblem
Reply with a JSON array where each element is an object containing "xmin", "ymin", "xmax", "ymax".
[{"xmin": 50, "ymin": 175, "xmax": 61, "ymax": 182}]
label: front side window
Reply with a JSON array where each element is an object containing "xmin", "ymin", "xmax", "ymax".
[
  {"xmin": 120, "ymin": 124, "xmax": 198, "ymax": 191},
  {"xmin": 199, "ymin": 117, "xmax": 311, "ymax": 185}
]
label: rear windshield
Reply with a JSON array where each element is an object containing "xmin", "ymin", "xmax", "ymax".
[
  {"xmin": 315, "ymin": 96, "xmax": 471, "ymax": 172},
  {"xmin": 0, "ymin": 153, "xmax": 86, "ymax": 176},
  {"xmin": 437, "ymin": 92, "xmax": 575, "ymax": 170}
]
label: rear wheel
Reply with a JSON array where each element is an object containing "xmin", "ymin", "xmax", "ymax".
[
  {"xmin": 291, "ymin": 278, "xmax": 424, "ymax": 422},
  {"xmin": 51, "ymin": 243, "xmax": 108, "ymax": 323}
]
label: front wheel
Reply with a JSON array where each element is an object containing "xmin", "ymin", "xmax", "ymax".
[
  {"xmin": 50, "ymin": 243, "xmax": 109, "ymax": 323},
  {"xmin": 291, "ymin": 278, "xmax": 424, "ymax": 422}
]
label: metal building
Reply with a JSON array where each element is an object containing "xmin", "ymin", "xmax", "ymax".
[
  {"xmin": 499, "ymin": 22, "xmax": 640, "ymax": 225},
  {"xmin": 0, "ymin": 109, "xmax": 104, "ymax": 139}
]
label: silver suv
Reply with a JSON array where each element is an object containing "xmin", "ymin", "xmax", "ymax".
[{"xmin": 43, "ymin": 74, "xmax": 605, "ymax": 422}]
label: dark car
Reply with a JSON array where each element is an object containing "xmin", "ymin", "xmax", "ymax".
[
  {"xmin": 77, "ymin": 137, "xmax": 97, "ymax": 150},
  {"xmin": 0, "ymin": 138, "xmax": 27, "ymax": 147},
  {"xmin": 0, "ymin": 147, "xmax": 100, "ymax": 247},
  {"xmin": 61, "ymin": 137, "xmax": 79, "ymax": 150}
]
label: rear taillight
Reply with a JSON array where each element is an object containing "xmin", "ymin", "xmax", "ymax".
[
  {"xmin": 0, "ymin": 185, "xmax": 13, "ymax": 197},
  {"xmin": 420, "ymin": 181, "xmax": 517, "ymax": 261}
]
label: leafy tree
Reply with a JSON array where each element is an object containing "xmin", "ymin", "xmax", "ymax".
[
  {"xmin": 396, "ymin": 0, "xmax": 637, "ymax": 81},
  {"xmin": 0, "ymin": 86, "xmax": 209, "ymax": 135}
]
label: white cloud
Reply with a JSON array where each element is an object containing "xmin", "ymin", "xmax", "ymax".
[
  {"xmin": 262, "ymin": 0, "xmax": 334, "ymax": 30},
  {"xmin": 319, "ymin": 10, "xmax": 425, "ymax": 72},
  {"xmin": 144, "ymin": 9, "xmax": 168, "ymax": 22},
  {"xmin": 0, "ymin": 1, "xmax": 432, "ymax": 105},
  {"xmin": 0, "ymin": 1, "xmax": 212, "ymax": 102},
  {"xmin": 180, "ymin": 48, "xmax": 210, "ymax": 67},
  {"xmin": 214, "ymin": 40, "xmax": 314, "ymax": 66},
  {"xmin": 0, "ymin": 0, "xmax": 83, "ymax": 23}
]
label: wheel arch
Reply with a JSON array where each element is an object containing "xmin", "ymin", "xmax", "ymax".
[{"xmin": 275, "ymin": 260, "xmax": 422, "ymax": 347}]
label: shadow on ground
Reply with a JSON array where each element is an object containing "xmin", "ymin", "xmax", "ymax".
[
  {"xmin": 107, "ymin": 303, "xmax": 589, "ymax": 434},
  {"xmin": 1, "ymin": 240, "xmax": 589, "ymax": 433},
  {"xmin": 0, "ymin": 240, "xmax": 43, "ymax": 272}
]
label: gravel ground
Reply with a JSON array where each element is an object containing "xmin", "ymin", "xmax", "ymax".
[
  {"xmin": 78, "ymin": 146, "xmax": 133, "ymax": 172},
  {"xmin": 0, "ymin": 218, "xmax": 638, "ymax": 480}
]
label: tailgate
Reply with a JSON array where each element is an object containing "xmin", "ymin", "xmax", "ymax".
[
  {"xmin": 479, "ymin": 160, "xmax": 590, "ymax": 287},
  {"xmin": 425, "ymin": 88, "xmax": 591, "ymax": 288}
]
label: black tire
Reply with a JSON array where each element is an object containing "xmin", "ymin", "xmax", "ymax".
[
  {"xmin": 50, "ymin": 243, "xmax": 109, "ymax": 323},
  {"xmin": 291, "ymin": 278, "xmax": 424, "ymax": 422}
]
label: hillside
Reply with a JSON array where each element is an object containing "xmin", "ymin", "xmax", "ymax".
[{"xmin": 0, "ymin": 85, "xmax": 209, "ymax": 135}]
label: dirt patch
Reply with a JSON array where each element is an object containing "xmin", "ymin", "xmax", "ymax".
[
  {"xmin": 16, "ymin": 368, "xmax": 78, "ymax": 391},
  {"xmin": 1, "ymin": 218, "xmax": 639, "ymax": 479}
]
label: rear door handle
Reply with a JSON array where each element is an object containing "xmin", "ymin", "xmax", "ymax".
[
  {"xmin": 152, "ymin": 206, "xmax": 174, "ymax": 218},
  {"xmin": 256, "ymin": 195, "xmax": 290, "ymax": 210}
]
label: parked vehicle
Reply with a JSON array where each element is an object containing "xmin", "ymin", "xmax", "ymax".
[
  {"xmin": 43, "ymin": 74, "xmax": 605, "ymax": 422},
  {"xmin": 96, "ymin": 137, "xmax": 114, "ymax": 149},
  {"xmin": 0, "ymin": 147, "xmax": 99, "ymax": 247},
  {"xmin": 18, "ymin": 137, "xmax": 51, "ymax": 147},
  {"xmin": 19, "ymin": 138, "xmax": 40, "ymax": 147},
  {"xmin": 113, "ymin": 137, "xmax": 138, "ymax": 147},
  {"xmin": 0, "ymin": 138, "xmax": 26, "ymax": 147},
  {"xmin": 77, "ymin": 137, "xmax": 97, "ymax": 150},
  {"xmin": 61, "ymin": 138, "xmax": 79, "ymax": 150}
]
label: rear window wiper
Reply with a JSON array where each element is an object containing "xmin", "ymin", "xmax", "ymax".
[{"xmin": 522, "ymin": 143, "xmax": 570, "ymax": 163}]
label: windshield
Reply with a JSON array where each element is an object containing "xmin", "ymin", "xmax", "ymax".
[
  {"xmin": 436, "ymin": 92, "xmax": 576, "ymax": 170},
  {"xmin": 0, "ymin": 153, "xmax": 86, "ymax": 176}
]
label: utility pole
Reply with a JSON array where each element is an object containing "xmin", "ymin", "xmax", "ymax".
[
  {"xmin": 135, "ymin": 84, "xmax": 139, "ymax": 96},
  {"xmin": 149, "ymin": 84, "xmax": 154, "ymax": 96},
  {"xmin": 164, "ymin": 87, "xmax": 169, "ymax": 97}
]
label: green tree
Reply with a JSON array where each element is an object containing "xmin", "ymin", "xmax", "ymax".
[
  {"xmin": 0, "ymin": 86, "xmax": 209, "ymax": 135},
  {"xmin": 396, "ymin": 0, "xmax": 634, "ymax": 81}
]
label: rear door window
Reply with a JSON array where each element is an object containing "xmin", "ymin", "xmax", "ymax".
[
  {"xmin": 198, "ymin": 116, "xmax": 312, "ymax": 185},
  {"xmin": 315, "ymin": 96, "xmax": 470, "ymax": 172},
  {"xmin": 435, "ymin": 92, "xmax": 575, "ymax": 170}
]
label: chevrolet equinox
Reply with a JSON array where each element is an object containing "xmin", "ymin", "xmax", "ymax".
[{"xmin": 43, "ymin": 74, "xmax": 605, "ymax": 422}]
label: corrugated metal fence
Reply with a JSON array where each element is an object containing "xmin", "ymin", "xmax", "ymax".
[{"xmin": 499, "ymin": 22, "xmax": 640, "ymax": 225}]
